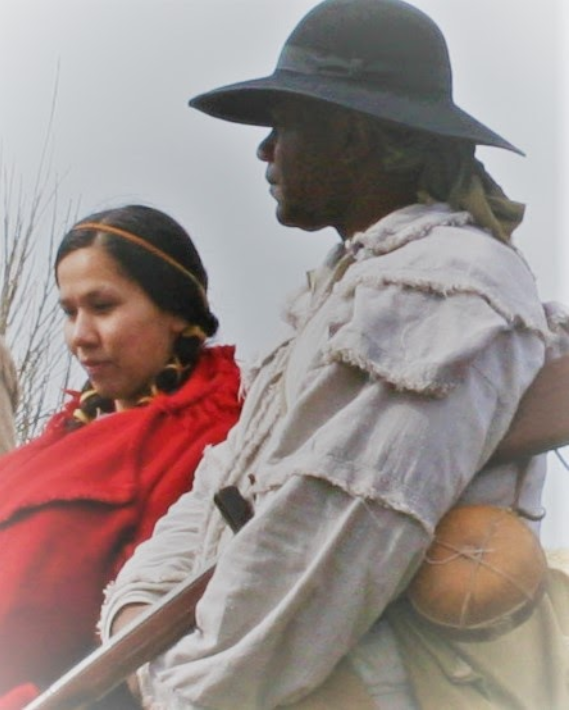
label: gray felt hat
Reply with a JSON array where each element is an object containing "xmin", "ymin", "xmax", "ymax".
[{"xmin": 189, "ymin": 0, "xmax": 521, "ymax": 154}]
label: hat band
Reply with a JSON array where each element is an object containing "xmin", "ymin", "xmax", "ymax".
[
  {"xmin": 277, "ymin": 44, "xmax": 448, "ymax": 100},
  {"xmin": 279, "ymin": 44, "xmax": 383, "ymax": 80}
]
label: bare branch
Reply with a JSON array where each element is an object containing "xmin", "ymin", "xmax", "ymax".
[{"xmin": 0, "ymin": 73, "xmax": 79, "ymax": 442}]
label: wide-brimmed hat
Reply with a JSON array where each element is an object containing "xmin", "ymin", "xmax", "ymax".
[{"xmin": 189, "ymin": 0, "xmax": 521, "ymax": 154}]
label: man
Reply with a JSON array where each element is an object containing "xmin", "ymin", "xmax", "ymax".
[{"xmin": 101, "ymin": 1, "xmax": 566, "ymax": 708}]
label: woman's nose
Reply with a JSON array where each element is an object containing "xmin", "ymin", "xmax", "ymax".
[
  {"xmin": 257, "ymin": 129, "xmax": 277, "ymax": 162},
  {"xmin": 69, "ymin": 312, "xmax": 98, "ymax": 350}
]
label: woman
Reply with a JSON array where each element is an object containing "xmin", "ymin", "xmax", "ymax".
[{"xmin": 0, "ymin": 205, "xmax": 241, "ymax": 708}]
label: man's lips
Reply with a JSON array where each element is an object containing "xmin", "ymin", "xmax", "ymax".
[{"xmin": 268, "ymin": 182, "xmax": 282, "ymax": 200}]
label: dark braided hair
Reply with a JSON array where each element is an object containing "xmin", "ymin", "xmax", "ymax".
[{"xmin": 55, "ymin": 205, "xmax": 219, "ymax": 428}]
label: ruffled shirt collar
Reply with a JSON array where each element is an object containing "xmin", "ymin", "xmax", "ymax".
[
  {"xmin": 289, "ymin": 203, "xmax": 476, "ymax": 330},
  {"xmin": 345, "ymin": 202, "xmax": 474, "ymax": 259}
]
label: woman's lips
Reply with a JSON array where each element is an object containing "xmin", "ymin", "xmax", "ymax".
[{"xmin": 81, "ymin": 360, "xmax": 112, "ymax": 378}]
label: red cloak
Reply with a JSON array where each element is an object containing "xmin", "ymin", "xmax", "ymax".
[{"xmin": 0, "ymin": 345, "xmax": 241, "ymax": 701}]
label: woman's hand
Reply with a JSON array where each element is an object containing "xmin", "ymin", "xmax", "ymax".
[{"xmin": 110, "ymin": 602, "xmax": 149, "ymax": 636}]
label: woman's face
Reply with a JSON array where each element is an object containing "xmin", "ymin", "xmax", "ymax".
[{"xmin": 57, "ymin": 243, "xmax": 187, "ymax": 410}]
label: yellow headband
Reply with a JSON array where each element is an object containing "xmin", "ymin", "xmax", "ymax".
[{"xmin": 74, "ymin": 221, "xmax": 208, "ymax": 303}]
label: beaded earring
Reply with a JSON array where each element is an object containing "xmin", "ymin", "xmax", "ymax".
[{"xmin": 70, "ymin": 323, "xmax": 208, "ymax": 427}]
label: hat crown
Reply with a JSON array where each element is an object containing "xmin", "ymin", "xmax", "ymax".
[
  {"xmin": 189, "ymin": 0, "xmax": 521, "ymax": 154},
  {"xmin": 278, "ymin": 0, "xmax": 452, "ymax": 101}
]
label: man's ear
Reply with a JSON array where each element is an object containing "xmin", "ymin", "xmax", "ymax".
[{"xmin": 340, "ymin": 114, "xmax": 374, "ymax": 164}]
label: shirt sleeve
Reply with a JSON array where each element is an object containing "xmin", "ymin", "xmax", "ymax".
[
  {"xmin": 258, "ymin": 325, "xmax": 545, "ymax": 532},
  {"xmin": 99, "ymin": 479, "xmax": 210, "ymax": 638},
  {"xmin": 101, "ymin": 322, "xmax": 545, "ymax": 710},
  {"xmin": 137, "ymin": 478, "xmax": 429, "ymax": 710}
]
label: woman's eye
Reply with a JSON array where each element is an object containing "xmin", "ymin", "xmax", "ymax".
[
  {"xmin": 60, "ymin": 304, "xmax": 75, "ymax": 318},
  {"xmin": 92, "ymin": 302, "xmax": 114, "ymax": 313}
]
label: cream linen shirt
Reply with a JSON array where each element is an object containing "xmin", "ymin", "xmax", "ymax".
[{"xmin": 100, "ymin": 204, "xmax": 551, "ymax": 710}]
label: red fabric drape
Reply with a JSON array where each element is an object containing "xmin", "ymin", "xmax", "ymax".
[{"xmin": 0, "ymin": 346, "xmax": 241, "ymax": 701}]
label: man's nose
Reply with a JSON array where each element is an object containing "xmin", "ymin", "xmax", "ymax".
[{"xmin": 257, "ymin": 129, "xmax": 276, "ymax": 162}]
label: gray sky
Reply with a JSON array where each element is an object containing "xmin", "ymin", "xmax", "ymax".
[{"xmin": 0, "ymin": 0, "xmax": 568, "ymax": 545}]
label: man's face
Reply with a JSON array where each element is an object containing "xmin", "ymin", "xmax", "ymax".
[{"xmin": 257, "ymin": 98, "xmax": 353, "ymax": 232}]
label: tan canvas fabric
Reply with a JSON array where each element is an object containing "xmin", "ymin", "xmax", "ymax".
[
  {"xmin": 387, "ymin": 568, "xmax": 569, "ymax": 710},
  {"xmin": 285, "ymin": 658, "xmax": 379, "ymax": 710}
]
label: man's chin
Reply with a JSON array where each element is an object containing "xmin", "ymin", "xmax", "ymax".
[{"xmin": 275, "ymin": 206, "xmax": 325, "ymax": 232}]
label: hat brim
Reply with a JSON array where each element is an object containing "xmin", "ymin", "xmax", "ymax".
[{"xmin": 189, "ymin": 71, "xmax": 523, "ymax": 155}]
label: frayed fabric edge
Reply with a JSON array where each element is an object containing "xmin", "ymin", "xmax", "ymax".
[
  {"xmin": 252, "ymin": 471, "xmax": 433, "ymax": 535},
  {"xmin": 337, "ymin": 273, "xmax": 548, "ymax": 342},
  {"xmin": 352, "ymin": 207, "xmax": 474, "ymax": 259},
  {"xmin": 323, "ymin": 346, "xmax": 456, "ymax": 398}
]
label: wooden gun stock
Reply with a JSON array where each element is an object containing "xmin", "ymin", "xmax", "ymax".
[
  {"xmin": 26, "ymin": 357, "xmax": 569, "ymax": 710},
  {"xmin": 27, "ymin": 486, "xmax": 254, "ymax": 710},
  {"xmin": 26, "ymin": 567, "xmax": 213, "ymax": 709}
]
